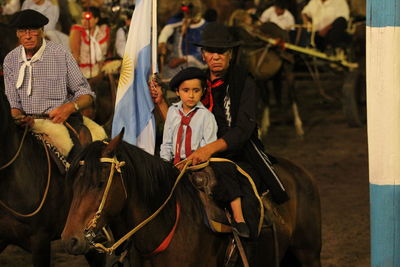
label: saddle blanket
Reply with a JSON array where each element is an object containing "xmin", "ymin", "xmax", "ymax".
[{"xmin": 31, "ymin": 116, "xmax": 108, "ymax": 156}]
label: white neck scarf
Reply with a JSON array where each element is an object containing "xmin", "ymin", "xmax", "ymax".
[
  {"xmin": 87, "ymin": 26, "xmax": 103, "ymax": 65},
  {"xmin": 16, "ymin": 39, "xmax": 47, "ymax": 96}
]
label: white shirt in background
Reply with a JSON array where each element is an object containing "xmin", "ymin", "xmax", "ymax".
[
  {"xmin": 302, "ymin": 0, "xmax": 350, "ymax": 31},
  {"xmin": 115, "ymin": 27, "xmax": 127, "ymax": 58},
  {"xmin": 260, "ymin": 6, "xmax": 295, "ymax": 31}
]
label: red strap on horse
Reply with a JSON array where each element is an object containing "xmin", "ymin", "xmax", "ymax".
[
  {"xmin": 202, "ymin": 79, "xmax": 224, "ymax": 112},
  {"xmin": 145, "ymin": 203, "xmax": 181, "ymax": 257},
  {"xmin": 173, "ymin": 109, "xmax": 198, "ymax": 165}
]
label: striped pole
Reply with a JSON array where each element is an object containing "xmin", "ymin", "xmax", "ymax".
[{"xmin": 367, "ymin": 0, "xmax": 400, "ymax": 265}]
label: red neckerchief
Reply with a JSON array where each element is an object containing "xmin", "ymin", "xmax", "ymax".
[
  {"xmin": 173, "ymin": 109, "xmax": 198, "ymax": 165},
  {"xmin": 202, "ymin": 78, "xmax": 225, "ymax": 112}
]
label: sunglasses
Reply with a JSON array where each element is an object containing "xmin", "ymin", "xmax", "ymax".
[{"xmin": 203, "ymin": 47, "xmax": 231, "ymax": 54}]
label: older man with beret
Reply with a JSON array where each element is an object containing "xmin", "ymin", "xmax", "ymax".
[{"xmin": 3, "ymin": 9, "xmax": 94, "ymax": 130}]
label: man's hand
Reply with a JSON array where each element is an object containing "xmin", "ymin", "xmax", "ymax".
[
  {"xmin": 48, "ymin": 102, "xmax": 75, "ymax": 124},
  {"xmin": 186, "ymin": 145, "xmax": 213, "ymax": 166},
  {"xmin": 186, "ymin": 139, "xmax": 228, "ymax": 166},
  {"xmin": 14, "ymin": 115, "xmax": 35, "ymax": 128}
]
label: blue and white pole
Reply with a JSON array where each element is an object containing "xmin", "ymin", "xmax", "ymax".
[{"xmin": 368, "ymin": 0, "xmax": 400, "ymax": 265}]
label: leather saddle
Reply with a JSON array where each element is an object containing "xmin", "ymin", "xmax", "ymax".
[{"xmin": 188, "ymin": 166, "xmax": 285, "ymax": 235}]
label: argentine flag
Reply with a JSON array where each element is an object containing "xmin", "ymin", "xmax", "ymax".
[{"xmin": 112, "ymin": 0, "xmax": 156, "ymax": 154}]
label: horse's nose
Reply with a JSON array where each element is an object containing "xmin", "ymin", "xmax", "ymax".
[{"xmin": 63, "ymin": 236, "xmax": 88, "ymax": 255}]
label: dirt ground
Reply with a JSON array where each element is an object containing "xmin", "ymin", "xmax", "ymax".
[{"xmin": 0, "ymin": 71, "xmax": 369, "ymax": 266}]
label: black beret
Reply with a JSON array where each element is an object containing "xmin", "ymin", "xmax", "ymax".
[
  {"xmin": 169, "ymin": 67, "xmax": 207, "ymax": 91},
  {"xmin": 10, "ymin": 9, "xmax": 49, "ymax": 29}
]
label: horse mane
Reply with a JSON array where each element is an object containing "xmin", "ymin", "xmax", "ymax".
[{"xmin": 68, "ymin": 140, "xmax": 200, "ymax": 214}]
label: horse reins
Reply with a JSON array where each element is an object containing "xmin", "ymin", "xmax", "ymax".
[
  {"xmin": 0, "ymin": 133, "xmax": 52, "ymax": 217},
  {"xmin": 83, "ymin": 156, "xmax": 127, "ymax": 232},
  {"xmin": 83, "ymin": 156, "xmax": 264, "ymax": 255},
  {"xmin": 0, "ymin": 125, "xmax": 28, "ymax": 170},
  {"xmin": 83, "ymin": 158, "xmax": 198, "ymax": 254}
]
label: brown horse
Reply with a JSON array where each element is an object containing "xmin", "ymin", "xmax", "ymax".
[
  {"xmin": 61, "ymin": 130, "xmax": 321, "ymax": 266},
  {"xmin": 0, "ymin": 87, "xmax": 104, "ymax": 266}
]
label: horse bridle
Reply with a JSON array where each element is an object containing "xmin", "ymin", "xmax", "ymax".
[
  {"xmin": 80, "ymin": 156, "xmax": 127, "ymax": 248},
  {"xmin": 82, "ymin": 156, "xmax": 193, "ymax": 254}
]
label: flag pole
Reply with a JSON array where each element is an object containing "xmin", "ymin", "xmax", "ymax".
[{"xmin": 151, "ymin": 0, "xmax": 157, "ymax": 75}]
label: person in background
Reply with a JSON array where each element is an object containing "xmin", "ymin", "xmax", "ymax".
[
  {"xmin": 158, "ymin": 0, "xmax": 207, "ymax": 81},
  {"xmin": 1, "ymin": 0, "xmax": 19, "ymax": 16},
  {"xmin": 259, "ymin": 0, "xmax": 295, "ymax": 31},
  {"xmin": 69, "ymin": 6, "xmax": 110, "ymax": 79},
  {"xmin": 301, "ymin": 0, "xmax": 350, "ymax": 51},
  {"xmin": 115, "ymin": 6, "xmax": 134, "ymax": 59},
  {"xmin": 3, "ymin": 9, "xmax": 94, "ymax": 133}
]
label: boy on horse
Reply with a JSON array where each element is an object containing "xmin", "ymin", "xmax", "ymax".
[
  {"xmin": 151, "ymin": 22, "xmax": 289, "ymax": 208},
  {"xmin": 159, "ymin": 67, "xmax": 251, "ymax": 238}
]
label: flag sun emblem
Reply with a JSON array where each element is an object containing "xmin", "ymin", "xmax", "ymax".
[{"xmin": 118, "ymin": 56, "xmax": 134, "ymax": 88}]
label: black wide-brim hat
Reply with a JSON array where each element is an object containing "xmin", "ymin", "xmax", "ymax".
[
  {"xmin": 193, "ymin": 22, "xmax": 241, "ymax": 48},
  {"xmin": 169, "ymin": 67, "xmax": 207, "ymax": 91},
  {"xmin": 10, "ymin": 9, "xmax": 49, "ymax": 29}
]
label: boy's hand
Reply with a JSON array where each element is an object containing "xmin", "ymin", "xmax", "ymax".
[{"xmin": 149, "ymin": 78, "xmax": 164, "ymax": 104}]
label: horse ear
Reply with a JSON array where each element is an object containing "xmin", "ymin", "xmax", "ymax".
[{"xmin": 102, "ymin": 128, "xmax": 125, "ymax": 157}]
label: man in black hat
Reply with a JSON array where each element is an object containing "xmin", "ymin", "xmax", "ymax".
[
  {"xmin": 3, "ymin": 9, "xmax": 94, "ymax": 131},
  {"xmin": 151, "ymin": 22, "xmax": 289, "ymax": 239},
  {"xmin": 153, "ymin": 22, "xmax": 288, "ymax": 200}
]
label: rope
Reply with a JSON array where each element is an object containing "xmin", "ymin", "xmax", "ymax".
[
  {"xmin": 0, "ymin": 136, "xmax": 52, "ymax": 217},
  {"xmin": 85, "ymin": 157, "xmax": 124, "ymax": 230},
  {"xmin": 0, "ymin": 126, "xmax": 28, "ymax": 170}
]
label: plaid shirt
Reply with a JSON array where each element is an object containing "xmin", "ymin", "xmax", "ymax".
[{"xmin": 3, "ymin": 41, "xmax": 94, "ymax": 114}]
